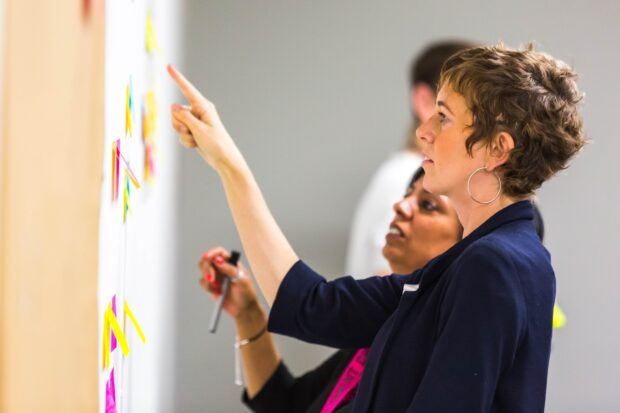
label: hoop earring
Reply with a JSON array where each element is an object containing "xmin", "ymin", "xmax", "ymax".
[{"xmin": 467, "ymin": 166, "xmax": 502, "ymax": 205}]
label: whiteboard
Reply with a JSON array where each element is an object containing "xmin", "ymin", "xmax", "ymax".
[{"xmin": 98, "ymin": 0, "xmax": 180, "ymax": 411}]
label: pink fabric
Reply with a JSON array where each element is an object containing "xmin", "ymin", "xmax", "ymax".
[{"xmin": 321, "ymin": 348, "xmax": 369, "ymax": 413}]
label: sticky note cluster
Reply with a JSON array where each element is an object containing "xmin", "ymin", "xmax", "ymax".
[{"xmin": 102, "ymin": 295, "xmax": 146, "ymax": 370}]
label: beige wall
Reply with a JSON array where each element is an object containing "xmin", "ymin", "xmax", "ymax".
[{"xmin": 0, "ymin": 0, "xmax": 104, "ymax": 411}]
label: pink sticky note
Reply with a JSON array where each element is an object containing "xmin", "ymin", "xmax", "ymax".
[
  {"xmin": 105, "ymin": 368, "xmax": 117, "ymax": 413},
  {"xmin": 111, "ymin": 295, "xmax": 117, "ymax": 352},
  {"xmin": 148, "ymin": 145, "xmax": 156, "ymax": 176}
]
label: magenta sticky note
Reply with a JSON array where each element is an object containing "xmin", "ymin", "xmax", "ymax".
[
  {"xmin": 111, "ymin": 295, "xmax": 117, "ymax": 352},
  {"xmin": 105, "ymin": 368, "xmax": 117, "ymax": 413}
]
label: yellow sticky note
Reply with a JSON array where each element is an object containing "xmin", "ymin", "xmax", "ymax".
[
  {"xmin": 123, "ymin": 175, "xmax": 129, "ymax": 222},
  {"xmin": 102, "ymin": 310, "xmax": 110, "ymax": 369},
  {"xmin": 143, "ymin": 89, "xmax": 157, "ymax": 139},
  {"xmin": 142, "ymin": 109, "xmax": 150, "ymax": 141},
  {"xmin": 552, "ymin": 303, "xmax": 567, "ymax": 329},
  {"xmin": 146, "ymin": 14, "xmax": 161, "ymax": 53},
  {"xmin": 125, "ymin": 83, "xmax": 133, "ymax": 138},
  {"xmin": 124, "ymin": 300, "xmax": 147, "ymax": 344},
  {"xmin": 106, "ymin": 305, "xmax": 129, "ymax": 356}
]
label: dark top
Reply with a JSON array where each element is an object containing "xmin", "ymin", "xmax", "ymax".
[
  {"xmin": 242, "ymin": 349, "xmax": 357, "ymax": 413},
  {"xmin": 269, "ymin": 201, "xmax": 555, "ymax": 412}
]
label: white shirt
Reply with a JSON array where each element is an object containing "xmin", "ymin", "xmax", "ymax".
[{"xmin": 346, "ymin": 150, "xmax": 422, "ymax": 278}]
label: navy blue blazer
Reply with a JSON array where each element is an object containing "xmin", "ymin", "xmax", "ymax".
[{"xmin": 269, "ymin": 201, "xmax": 555, "ymax": 412}]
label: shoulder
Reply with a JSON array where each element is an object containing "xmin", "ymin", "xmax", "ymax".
[
  {"xmin": 441, "ymin": 240, "xmax": 529, "ymax": 333},
  {"xmin": 456, "ymin": 238, "xmax": 517, "ymax": 273},
  {"xmin": 448, "ymin": 228, "xmax": 553, "ymax": 305},
  {"xmin": 457, "ymin": 223, "xmax": 550, "ymax": 277},
  {"xmin": 449, "ymin": 238, "xmax": 527, "ymax": 301}
]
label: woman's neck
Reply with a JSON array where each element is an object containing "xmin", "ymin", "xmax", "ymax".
[{"xmin": 453, "ymin": 194, "xmax": 519, "ymax": 239}]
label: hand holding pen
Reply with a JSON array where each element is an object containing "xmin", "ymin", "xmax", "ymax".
[
  {"xmin": 199, "ymin": 247, "xmax": 273, "ymax": 387},
  {"xmin": 199, "ymin": 247, "xmax": 261, "ymax": 325}
]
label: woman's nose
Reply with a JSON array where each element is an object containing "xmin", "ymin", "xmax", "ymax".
[
  {"xmin": 416, "ymin": 116, "xmax": 436, "ymax": 144},
  {"xmin": 393, "ymin": 197, "xmax": 413, "ymax": 218}
]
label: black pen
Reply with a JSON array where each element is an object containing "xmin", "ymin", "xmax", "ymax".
[{"xmin": 209, "ymin": 250, "xmax": 241, "ymax": 333}]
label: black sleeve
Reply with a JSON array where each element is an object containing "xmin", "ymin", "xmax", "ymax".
[
  {"xmin": 242, "ymin": 349, "xmax": 354, "ymax": 413},
  {"xmin": 269, "ymin": 260, "xmax": 406, "ymax": 348}
]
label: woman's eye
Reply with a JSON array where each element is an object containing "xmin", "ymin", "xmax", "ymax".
[
  {"xmin": 438, "ymin": 111, "xmax": 447, "ymax": 124},
  {"xmin": 420, "ymin": 199, "xmax": 438, "ymax": 211}
]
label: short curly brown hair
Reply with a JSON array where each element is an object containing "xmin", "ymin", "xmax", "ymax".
[{"xmin": 439, "ymin": 43, "xmax": 587, "ymax": 198}]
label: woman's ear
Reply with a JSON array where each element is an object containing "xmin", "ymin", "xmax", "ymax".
[{"xmin": 487, "ymin": 131, "xmax": 515, "ymax": 170}]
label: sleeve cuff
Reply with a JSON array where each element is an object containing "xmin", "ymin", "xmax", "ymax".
[{"xmin": 268, "ymin": 260, "xmax": 324, "ymax": 335}]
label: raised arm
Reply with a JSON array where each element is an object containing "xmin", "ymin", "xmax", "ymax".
[{"xmin": 168, "ymin": 64, "xmax": 297, "ymax": 305}]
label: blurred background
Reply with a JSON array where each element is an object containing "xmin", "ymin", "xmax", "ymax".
[{"xmin": 1, "ymin": 0, "xmax": 618, "ymax": 412}]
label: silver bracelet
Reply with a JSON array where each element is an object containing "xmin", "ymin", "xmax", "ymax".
[{"xmin": 235, "ymin": 325, "xmax": 267, "ymax": 348}]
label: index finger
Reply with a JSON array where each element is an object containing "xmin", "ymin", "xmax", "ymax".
[{"xmin": 167, "ymin": 64, "xmax": 205, "ymax": 106}]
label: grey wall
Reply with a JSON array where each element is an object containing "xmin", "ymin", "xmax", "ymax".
[{"xmin": 174, "ymin": 1, "xmax": 620, "ymax": 411}]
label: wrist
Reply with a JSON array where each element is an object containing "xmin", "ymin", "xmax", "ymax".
[
  {"xmin": 235, "ymin": 325, "xmax": 267, "ymax": 348},
  {"xmin": 235, "ymin": 301, "xmax": 266, "ymax": 326},
  {"xmin": 217, "ymin": 154, "xmax": 253, "ymax": 185}
]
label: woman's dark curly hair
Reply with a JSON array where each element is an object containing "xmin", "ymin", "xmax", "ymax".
[{"xmin": 439, "ymin": 43, "xmax": 587, "ymax": 198}]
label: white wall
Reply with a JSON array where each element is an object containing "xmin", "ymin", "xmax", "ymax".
[
  {"xmin": 177, "ymin": 1, "xmax": 620, "ymax": 411},
  {"xmin": 98, "ymin": 0, "xmax": 181, "ymax": 411}
]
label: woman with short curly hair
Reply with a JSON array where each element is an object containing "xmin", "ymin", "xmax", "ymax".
[
  {"xmin": 168, "ymin": 42, "xmax": 586, "ymax": 412},
  {"xmin": 438, "ymin": 44, "xmax": 585, "ymax": 198}
]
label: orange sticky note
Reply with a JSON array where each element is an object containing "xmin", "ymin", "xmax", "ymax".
[{"xmin": 127, "ymin": 168, "xmax": 140, "ymax": 189}]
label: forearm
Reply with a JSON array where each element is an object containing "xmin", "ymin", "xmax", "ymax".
[
  {"xmin": 236, "ymin": 304, "xmax": 281, "ymax": 398},
  {"xmin": 218, "ymin": 161, "xmax": 298, "ymax": 305}
]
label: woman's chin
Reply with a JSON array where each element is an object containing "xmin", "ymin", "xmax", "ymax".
[
  {"xmin": 422, "ymin": 176, "xmax": 448, "ymax": 197},
  {"xmin": 382, "ymin": 247, "xmax": 396, "ymax": 264},
  {"xmin": 421, "ymin": 175, "xmax": 435, "ymax": 193}
]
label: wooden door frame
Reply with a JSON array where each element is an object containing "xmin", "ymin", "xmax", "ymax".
[{"xmin": 0, "ymin": 0, "xmax": 104, "ymax": 411}]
